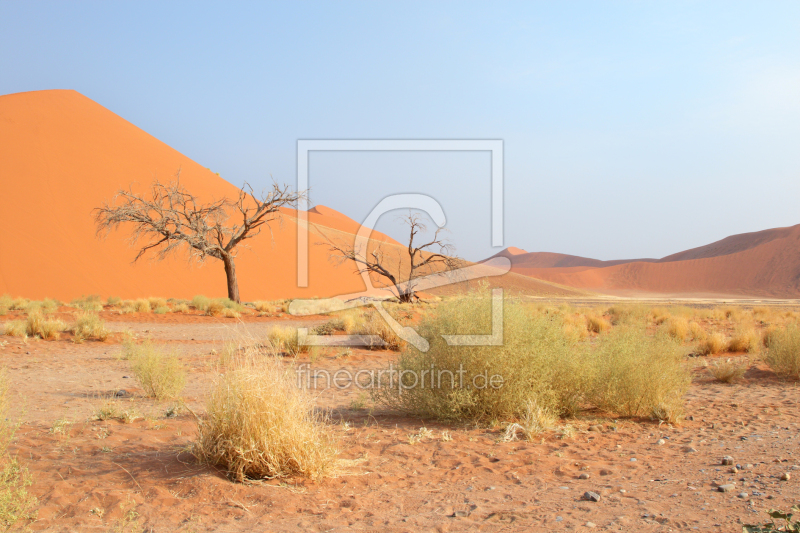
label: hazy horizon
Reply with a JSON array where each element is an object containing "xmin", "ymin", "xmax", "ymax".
[{"xmin": 2, "ymin": 1, "xmax": 799, "ymax": 262}]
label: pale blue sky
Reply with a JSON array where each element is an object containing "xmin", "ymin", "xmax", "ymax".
[{"xmin": 2, "ymin": 1, "xmax": 799, "ymax": 261}]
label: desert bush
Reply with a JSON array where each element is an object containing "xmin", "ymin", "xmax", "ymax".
[
  {"xmin": 650, "ymin": 307, "xmax": 672, "ymax": 325},
  {"xmin": 585, "ymin": 314, "xmax": 611, "ymax": 334},
  {"xmin": 133, "ymin": 299, "xmax": 151, "ymax": 313},
  {"xmin": 70, "ymin": 311, "xmax": 110, "ymax": 342},
  {"xmin": 8, "ymin": 299, "xmax": 28, "ymax": 312},
  {"xmin": 501, "ymin": 399, "xmax": 557, "ymax": 442},
  {"xmin": 2, "ymin": 321, "xmax": 26, "ymax": 338},
  {"xmin": 129, "ymin": 341, "xmax": 186, "ymax": 400},
  {"xmin": 192, "ymin": 351, "xmax": 337, "ymax": 482},
  {"xmin": 106, "ymin": 296, "xmax": 122, "ymax": 306},
  {"xmin": 220, "ymin": 307, "xmax": 240, "ymax": 318},
  {"xmin": 191, "ymin": 295, "xmax": 211, "ymax": 311},
  {"xmin": 253, "ymin": 300, "xmax": 290, "ymax": 314},
  {"xmin": 267, "ymin": 326, "xmax": 306, "ymax": 355},
  {"xmin": 0, "ymin": 295, "xmax": 11, "ymax": 316},
  {"xmin": 727, "ymin": 328, "xmax": 760, "ymax": 353},
  {"xmin": 664, "ymin": 318, "xmax": 690, "ymax": 341},
  {"xmin": 0, "ymin": 369, "xmax": 38, "ymax": 529},
  {"xmin": 117, "ymin": 300, "xmax": 137, "ymax": 314},
  {"xmin": 25, "ymin": 299, "xmax": 58, "ymax": 315},
  {"xmin": 71, "ymin": 295, "xmax": 103, "ymax": 312},
  {"xmin": 374, "ymin": 296, "xmax": 588, "ymax": 422},
  {"xmin": 607, "ymin": 305, "xmax": 647, "ymax": 325},
  {"xmin": 173, "ymin": 303, "xmax": 190, "ymax": 313},
  {"xmin": 359, "ymin": 311, "xmax": 404, "ymax": 350},
  {"xmin": 707, "ymin": 357, "xmax": 749, "ymax": 383},
  {"xmin": 148, "ymin": 297, "xmax": 168, "ymax": 310},
  {"xmin": 153, "ymin": 305, "xmax": 170, "ymax": 314},
  {"xmin": 586, "ymin": 326, "xmax": 689, "ymax": 423},
  {"xmin": 288, "ymin": 298, "xmax": 346, "ymax": 316},
  {"xmin": 688, "ymin": 321, "xmax": 706, "ymax": 340},
  {"xmin": 699, "ymin": 332, "xmax": 727, "ymax": 355},
  {"xmin": 763, "ymin": 324, "xmax": 800, "ymax": 379},
  {"xmin": 561, "ymin": 313, "xmax": 588, "ymax": 340},
  {"xmin": 341, "ymin": 309, "xmax": 366, "ymax": 335},
  {"xmin": 34, "ymin": 315, "xmax": 66, "ymax": 341}
]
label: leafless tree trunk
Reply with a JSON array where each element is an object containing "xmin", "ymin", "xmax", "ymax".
[
  {"xmin": 95, "ymin": 171, "xmax": 305, "ymax": 303},
  {"xmin": 325, "ymin": 212, "xmax": 460, "ymax": 303}
]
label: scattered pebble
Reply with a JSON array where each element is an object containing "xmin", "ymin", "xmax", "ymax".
[
  {"xmin": 684, "ymin": 447, "xmax": 698, "ymax": 453},
  {"xmin": 780, "ymin": 473, "xmax": 791, "ymax": 481},
  {"xmin": 738, "ymin": 492, "xmax": 748, "ymax": 499},
  {"xmin": 722, "ymin": 456, "xmax": 735, "ymax": 466},
  {"xmin": 657, "ymin": 439, "xmax": 666, "ymax": 445},
  {"xmin": 586, "ymin": 522, "xmax": 597, "ymax": 528},
  {"xmin": 579, "ymin": 473, "xmax": 590, "ymax": 480},
  {"xmin": 718, "ymin": 484, "xmax": 736, "ymax": 492},
  {"xmin": 588, "ymin": 425, "xmax": 604, "ymax": 432},
  {"xmin": 583, "ymin": 491, "xmax": 601, "ymax": 502}
]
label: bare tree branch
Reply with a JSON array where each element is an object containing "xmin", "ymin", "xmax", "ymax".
[{"xmin": 94, "ymin": 170, "xmax": 306, "ymax": 303}]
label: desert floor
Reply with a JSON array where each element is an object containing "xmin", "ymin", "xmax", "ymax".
[{"xmin": 1, "ymin": 311, "xmax": 798, "ymax": 532}]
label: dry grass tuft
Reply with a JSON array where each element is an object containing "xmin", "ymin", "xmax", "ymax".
[
  {"xmin": 71, "ymin": 295, "xmax": 103, "ymax": 312},
  {"xmin": 727, "ymin": 328, "xmax": 760, "ymax": 353},
  {"xmin": 587, "ymin": 327, "xmax": 689, "ymax": 423},
  {"xmin": 501, "ymin": 399, "xmax": 557, "ymax": 442},
  {"xmin": 585, "ymin": 314, "xmax": 611, "ymax": 334},
  {"xmin": 763, "ymin": 324, "xmax": 800, "ymax": 379},
  {"xmin": 134, "ymin": 299, "xmax": 151, "ymax": 313},
  {"xmin": 173, "ymin": 303, "xmax": 190, "ymax": 313},
  {"xmin": 2, "ymin": 321, "xmax": 26, "ymax": 338},
  {"xmin": 0, "ymin": 369, "xmax": 38, "ymax": 529},
  {"xmin": 267, "ymin": 326, "xmax": 307, "ymax": 356},
  {"xmin": 71, "ymin": 312, "xmax": 110, "ymax": 342},
  {"xmin": 699, "ymin": 332, "xmax": 727, "ymax": 355},
  {"xmin": 688, "ymin": 321, "xmax": 706, "ymax": 341},
  {"xmin": 664, "ymin": 318, "xmax": 690, "ymax": 341},
  {"xmin": 128, "ymin": 340, "xmax": 186, "ymax": 400},
  {"xmin": 148, "ymin": 297, "xmax": 168, "ymax": 310},
  {"xmin": 706, "ymin": 357, "xmax": 749, "ymax": 383},
  {"xmin": 192, "ymin": 350, "xmax": 337, "ymax": 482}
]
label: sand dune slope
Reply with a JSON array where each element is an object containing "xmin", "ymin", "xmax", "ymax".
[
  {"xmin": 0, "ymin": 90, "xmax": 400, "ymax": 301},
  {"xmin": 494, "ymin": 225, "xmax": 800, "ymax": 298}
]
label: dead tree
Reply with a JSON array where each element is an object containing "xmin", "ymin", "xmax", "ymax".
[
  {"xmin": 325, "ymin": 212, "xmax": 460, "ymax": 303},
  {"xmin": 95, "ymin": 172, "xmax": 305, "ymax": 303}
]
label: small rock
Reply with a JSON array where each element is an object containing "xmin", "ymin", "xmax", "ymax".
[
  {"xmin": 452, "ymin": 510, "xmax": 470, "ymax": 518},
  {"xmin": 630, "ymin": 458, "xmax": 637, "ymax": 462},
  {"xmin": 684, "ymin": 447, "xmax": 698, "ymax": 453},
  {"xmin": 687, "ymin": 415, "xmax": 694, "ymax": 421},
  {"xmin": 657, "ymin": 439, "xmax": 666, "ymax": 445},
  {"xmin": 579, "ymin": 473, "xmax": 590, "ymax": 480},
  {"xmin": 115, "ymin": 390, "xmax": 128, "ymax": 397},
  {"xmin": 729, "ymin": 467, "xmax": 739, "ymax": 474},
  {"xmin": 738, "ymin": 492, "xmax": 748, "ymax": 499},
  {"xmin": 600, "ymin": 469, "xmax": 614, "ymax": 476},
  {"xmin": 588, "ymin": 425, "xmax": 604, "ymax": 432},
  {"xmin": 780, "ymin": 473, "xmax": 791, "ymax": 481},
  {"xmin": 583, "ymin": 491, "xmax": 601, "ymax": 502},
  {"xmin": 122, "ymin": 375, "xmax": 129, "ymax": 379},
  {"xmin": 718, "ymin": 484, "xmax": 736, "ymax": 492},
  {"xmin": 586, "ymin": 522, "xmax": 597, "ymax": 528},
  {"xmin": 722, "ymin": 456, "xmax": 735, "ymax": 466},
  {"xmin": 556, "ymin": 516, "xmax": 563, "ymax": 522},
  {"xmin": 746, "ymin": 464, "xmax": 754, "ymax": 470}
]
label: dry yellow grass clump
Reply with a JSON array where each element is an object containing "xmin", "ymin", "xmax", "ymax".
[
  {"xmin": 664, "ymin": 318, "xmax": 690, "ymax": 341},
  {"xmin": 727, "ymin": 328, "xmax": 760, "ymax": 353},
  {"xmin": 585, "ymin": 314, "xmax": 611, "ymax": 334},
  {"xmin": 125, "ymin": 340, "xmax": 186, "ymax": 399},
  {"xmin": 193, "ymin": 351, "xmax": 337, "ymax": 482},
  {"xmin": 267, "ymin": 326, "xmax": 306, "ymax": 356},
  {"xmin": 706, "ymin": 358, "xmax": 749, "ymax": 383},
  {"xmin": 71, "ymin": 311, "xmax": 110, "ymax": 342},
  {"xmin": 764, "ymin": 324, "xmax": 800, "ymax": 379},
  {"xmin": 699, "ymin": 332, "xmax": 727, "ymax": 355},
  {"xmin": 3, "ymin": 312, "xmax": 65, "ymax": 340}
]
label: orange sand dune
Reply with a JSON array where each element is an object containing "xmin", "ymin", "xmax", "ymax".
[
  {"xmin": 488, "ymin": 248, "xmax": 657, "ymax": 269},
  {"xmin": 0, "ymin": 89, "xmax": 403, "ymax": 301},
  {"xmin": 496, "ymin": 225, "xmax": 800, "ymax": 298}
]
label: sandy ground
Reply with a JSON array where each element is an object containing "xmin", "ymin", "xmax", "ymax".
[{"xmin": 1, "ymin": 315, "xmax": 798, "ymax": 532}]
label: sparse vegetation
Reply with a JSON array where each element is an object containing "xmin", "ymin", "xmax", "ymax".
[
  {"xmin": 193, "ymin": 350, "xmax": 337, "ymax": 482},
  {"xmin": 71, "ymin": 311, "xmax": 110, "ymax": 342},
  {"xmin": 699, "ymin": 332, "xmax": 727, "ymax": 355},
  {"xmin": 707, "ymin": 357, "xmax": 749, "ymax": 383},
  {"xmin": 586, "ymin": 313, "xmax": 611, "ymax": 334},
  {"xmin": 0, "ymin": 369, "xmax": 38, "ymax": 529},
  {"xmin": 764, "ymin": 324, "xmax": 800, "ymax": 379},
  {"xmin": 128, "ymin": 340, "xmax": 186, "ymax": 399}
]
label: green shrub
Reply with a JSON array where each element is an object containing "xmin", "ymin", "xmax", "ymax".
[
  {"xmin": 586, "ymin": 326, "xmax": 689, "ymax": 423},
  {"xmin": 374, "ymin": 295, "xmax": 587, "ymax": 422}
]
